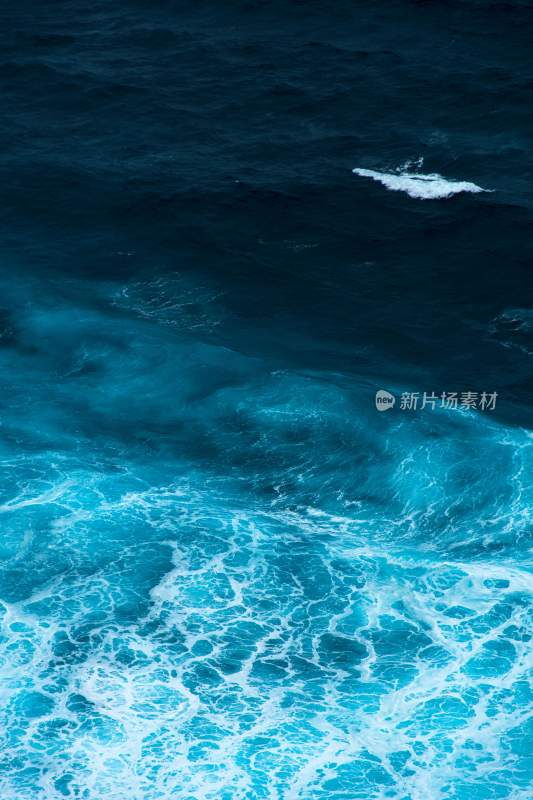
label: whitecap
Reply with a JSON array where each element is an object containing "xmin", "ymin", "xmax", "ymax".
[{"xmin": 352, "ymin": 166, "xmax": 490, "ymax": 200}]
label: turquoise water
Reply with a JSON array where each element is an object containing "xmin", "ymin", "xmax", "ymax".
[
  {"xmin": 1, "ymin": 1, "xmax": 533, "ymax": 797},
  {"xmin": 0, "ymin": 272, "xmax": 531, "ymax": 799}
]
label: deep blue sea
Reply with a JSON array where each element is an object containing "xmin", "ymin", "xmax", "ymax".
[{"xmin": 0, "ymin": 1, "xmax": 532, "ymax": 798}]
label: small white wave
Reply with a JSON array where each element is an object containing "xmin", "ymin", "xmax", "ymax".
[{"xmin": 353, "ymin": 166, "xmax": 489, "ymax": 200}]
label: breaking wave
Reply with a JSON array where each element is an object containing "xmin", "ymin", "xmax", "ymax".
[{"xmin": 353, "ymin": 166, "xmax": 490, "ymax": 200}]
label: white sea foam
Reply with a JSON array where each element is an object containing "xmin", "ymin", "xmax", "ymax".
[{"xmin": 353, "ymin": 166, "xmax": 489, "ymax": 199}]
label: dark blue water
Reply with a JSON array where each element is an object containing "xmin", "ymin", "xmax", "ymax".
[{"xmin": 0, "ymin": 2, "xmax": 532, "ymax": 798}]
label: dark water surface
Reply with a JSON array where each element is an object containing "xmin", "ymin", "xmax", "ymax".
[{"xmin": 0, "ymin": 2, "xmax": 532, "ymax": 798}]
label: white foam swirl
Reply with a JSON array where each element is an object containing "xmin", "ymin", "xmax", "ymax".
[{"xmin": 353, "ymin": 167, "xmax": 489, "ymax": 200}]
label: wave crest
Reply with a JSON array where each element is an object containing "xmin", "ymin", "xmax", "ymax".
[{"xmin": 353, "ymin": 166, "xmax": 490, "ymax": 200}]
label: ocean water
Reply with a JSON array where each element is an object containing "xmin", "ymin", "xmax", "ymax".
[{"xmin": 0, "ymin": 1, "xmax": 532, "ymax": 798}]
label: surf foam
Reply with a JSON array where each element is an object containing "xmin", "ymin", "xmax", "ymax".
[{"xmin": 353, "ymin": 166, "xmax": 489, "ymax": 200}]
